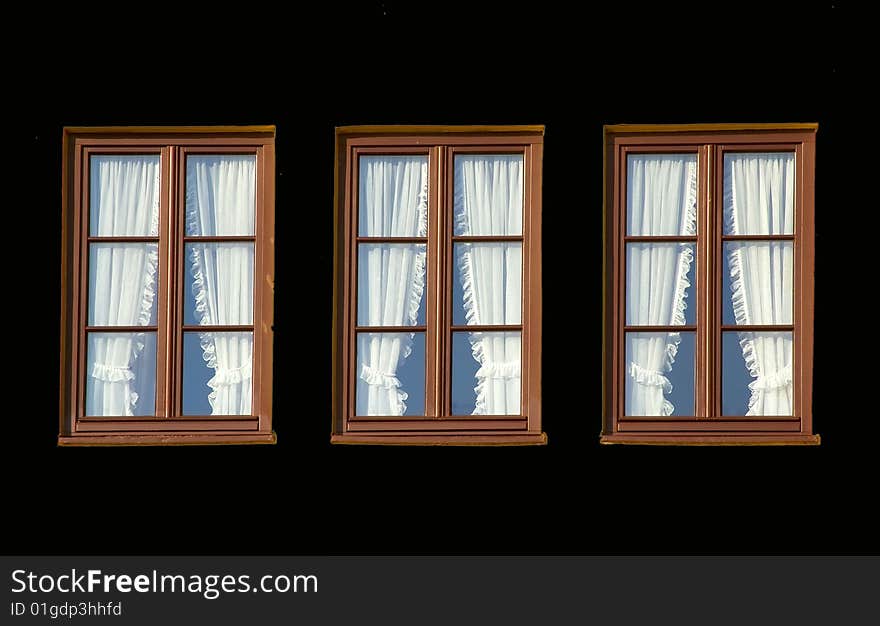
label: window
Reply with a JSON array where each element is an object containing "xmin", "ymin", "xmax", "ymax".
[
  {"xmin": 602, "ymin": 124, "xmax": 818, "ymax": 445},
  {"xmin": 331, "ymin": 126, "xmax": 545, "ymax": 445},
  {"xmin": 59, "ymin": 127, "xmax": 275, "ymax": 445}
]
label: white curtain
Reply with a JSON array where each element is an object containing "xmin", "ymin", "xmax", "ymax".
[
  {"xmin": 187, "ymin": 156, "xmax": 256, "ymax": 415},
  {"xmin": 357, "ymin": 156, "xmax": 428, "ymax": 415},
  {"xmin": 86, "ymin": 156, "xmax": 160, "ymax": 416},
  {"xmin": 625, "ymin": 155, "xmax": 697, "ymax": 415},
  {"xmin": 724, "ymin": 153, "xmax": 794, "ymax": 415},
  {"xmin": 455, "ymin": 155, "xmax": 523, "ymax": 415}
]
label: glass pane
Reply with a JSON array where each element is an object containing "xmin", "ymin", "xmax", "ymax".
[
  {"xmin": 626, "ymin": 243, "xmax": 695, "ymax": 326},
  {"xmin": 88, "ymin": 243, "xmax": 158, "ymax": 326},
  {"xmin": 723, "ymin": 331, "xmax": 792, "ymax": 416},
  {"xmin": 356, "ymin": 332, "xmax": 425, "ymax": 416},
  {"xmin": 452, "ymin": 331, "xmax": 521, "ymax": 415},
  {"xmin": 453, "ymin": 154, "xmax": 523, "ymax": 235},
  {"xmin": 627, "ymin": 154, "xmax": 697, "ymax": 236},
  {"xmin": 359, "ymin": 156, "xmax": 428, "ymax": 237},
  {"xmin": 186, "ymin": 155, "xmax": 256, "ymax": 236},
  {"xmin": 625, "ymin": 332, "xmax": 694, "ymax": 416},
  {"xmin": 90, "ymin": 155, "xmax": 160, "ymax": 236},
  {"xmin": 452, "ymin": 242, "xmax": 522, "ymax": 326},
  {"xmin": 184, "ymin": 243, "xmax": 254, "ymax": 326},
  {"xmin": 723, "ymin": 152, "xmax": 794, "ymax": 235},
  {"xmin": 357, "ymin": 244, "xmax": 426, "ymax": 326},
  {"xmin": 86, "ymin": 332, "xmax": 156, "ymax": 416},
  {"xmin": 183, "ymin": 331, "xmax": 253, "ymax": 416},
  {"xmin": 722, "ymin": 242, "xmax": 792, "ymax": 325}
]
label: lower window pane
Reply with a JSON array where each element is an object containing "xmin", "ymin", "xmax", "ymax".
[
  {"xmin": 183, "ymin": 331, "xmax": 253, "ymax": 416},
  {"xmin": 356, "ymin": 332, "xmax": 425, "ymax": 416},
  {"xmin": 452, "ymin": 331, "xmax": 521, "ymax": 416},
  {"xmin": 86, "ymin": 332, "xmax": 156, "ymax": 416},
  {"xmin": 625, "ymin": 331, "xmax": 694, "ymax": 416},
  {"xmin": 723, "ymin": 331, "xmax": 792, "ymax": 416}
]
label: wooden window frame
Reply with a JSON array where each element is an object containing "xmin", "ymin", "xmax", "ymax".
[
  {"xmin": 601, "ymin": 123, "xmax": 818, "ymax": 445},
  {"xmin": 331, "ymin": 126, "xmax": 546, "ymax": 445},
  {"xmin": 59, "ymin": 126, "xmax": 276, "ymax": 446}
]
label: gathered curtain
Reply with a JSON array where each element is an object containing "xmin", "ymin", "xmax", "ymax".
[
  {"xmin": 187, "ymin": 156, "xmax": 256, "ymax": 415},
  {"xmin": 357, "ymin": 156, "xmax": 428, "ymax": 415},
  {"xmin": 724, "ymin": 153, "xmax": 795, "ymax": 415},
  {"xmin": 625, "ymin": 155, "xmax": 697, "ymax": 415},
  {"xmin": 87, "ymin": 156, "xmax": 160, "ymax": 416},
  {"xmin": 455, "ymin": 155, "xmax": 523, "ymax": 415}
]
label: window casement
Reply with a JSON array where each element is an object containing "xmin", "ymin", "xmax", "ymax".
[
  {"xmin": 331, "ymin": 126, "xmax": 545, "ymax": 445},
  {"xmin": 59, "ymin": 127, "xmax": 276, "ymax": 445},
  {"xmin": 602, "ymin": 124, "xmax": 818, "ymax": 445}
]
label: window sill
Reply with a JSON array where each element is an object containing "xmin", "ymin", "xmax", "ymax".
[
  {"xmin": 600, "ymin": 433, "xmax": 820, "ymax": 446},
  {"xmin": 58, "ymin": 432, "xmax": 277, "ymax": 446},
  {"xmin": 331, "ymin": 433, "xmax": 547, "ymax": 446}
]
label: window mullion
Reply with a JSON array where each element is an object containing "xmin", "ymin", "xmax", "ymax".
[
  {"xmin": 152, "ymin": 145, "xmax": 171, "ymax": 418},
  {"xmin": 709, "ymin": 144, "xmax": 722, "ymax": 419},
  {"xmin": 697, "ymin": 144, "xmax": 713, "ymax": 419},
  {"xmin": 425, "ymin": 146, "xmax": 442, "ymax": 418},
  {"xmin": 167, "ymin": 145, "xmax": 183, "ymax": 419},
  {"xmin": 443, "ymin": 145, "xmax": 454, "ymax": 418},
  {"xmin": 434, "ymin": 145, "xmax": 450, "ymax": 418}
]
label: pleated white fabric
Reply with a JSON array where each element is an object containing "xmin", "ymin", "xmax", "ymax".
[
  {"xmin": 625, "ymin": 154, "xmax": 697, "ymax": 415},
  {"xmin": 455, "ymin": 155, "xmax": 523, "ymax": 415},
  {"xmin": 187, "ymin": 156, "xmax": 256, "ymax": 415},
  {"xmin": 86, "ymin": 155, "xmax": 160, "ymax": 416},
  {"xmin": 356, "ymin": 156, "xmax": 428, "ymax": 415},
  {"xmin": 724, "ymin": 152, "xmax": 795, "ymax": 415}
]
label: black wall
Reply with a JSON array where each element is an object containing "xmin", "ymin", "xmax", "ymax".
[{"xmin": 6, "ymin": 4, "xmax": 868, "ymax": 554}]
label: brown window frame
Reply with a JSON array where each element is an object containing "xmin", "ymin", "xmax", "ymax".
[
  {"xmin": 331, "ymin": 126, "xmax": 545, "ymax": 445},
  {"xmin": 601, "ymin": 123, "xmax": 818, "ymax": 445},
  {"xmin": 59, "ymin": 126, "xmax": 276, "ymax": 446}
]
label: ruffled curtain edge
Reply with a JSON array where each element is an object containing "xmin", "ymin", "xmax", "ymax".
[
  {"xmin": 186, "ymin": 164, "xmax": 253, "ymax": 413},
  {"xmin": 724, "ymin": 157, "xmax": 770, "ymax": 416},
  {"xmin": 356, "ymin": 161, "xmax": 429, "ymax": 416},
  {"xmin": 453, "ymin": 158, "xmax": 522, "ymax": 416},
  {"xmin": 658, "ymin": 158, "xmax": 698, "ymax": 416},
  {"xmin": 89, "ymin": 159, "xmax": 161, "ymax": 416}
]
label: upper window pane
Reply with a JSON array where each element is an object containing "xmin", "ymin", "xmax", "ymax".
[
  {"xmin": 626, "ymin": 242, "xmax": 695, "ymax": 326},
  {"xmin": 626, "ymin": 154, "xmax": 697, "ymax": 236},
  {"xmin": 454, "ymin": 154, "xmax": 523, "ymax": 236},
  {"xmin": 723, "ymin": 242, "xmax": 793, "ymax": 325},
  {"xmin": 359, "ymin": 156, "xmax": 428, "ymax": 237},
  {"xmin": 89, "ymin": 243, "xmax": 158, "ymax": 326},
  {"xmin": 90, "ymin": 155, "xmax": 160, "ymax": 237},
  {"xmin": 357, "ymin": 243, "xmax": 426, "ymax": 327},
  {"xmin": 186, "ymin": 155, "xmax": 256, "ymax": 236},
  {"xmin": 723, "ymin": 152, "xmax": 794, "ymax": 235},
  {"xmin": 185, "ymin": 243, "xmax": 254, "ymax": 326},
  {"xmin": 452, "ymin": 242, "xmax": 522, "ymax": 325}
]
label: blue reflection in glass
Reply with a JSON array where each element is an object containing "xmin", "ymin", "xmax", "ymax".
[
  {"xmin": 722, "ymin": 332, "xmax": 754, "ymax": 415},
  {"xmin": 668, "ymin": 332, "xmax": 695, "ymax": 415},
  {"xmin": 395, "ymin": 333, "xmax": 425, "ymax": 416},
  {"xmin": 451, "ymin": 332, "xmax": 481, "ymax": 415}
]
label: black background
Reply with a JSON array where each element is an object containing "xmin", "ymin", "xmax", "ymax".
[{"xmin": 4, "ymin": 3, "xmax": 870, "ymax": 554}]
